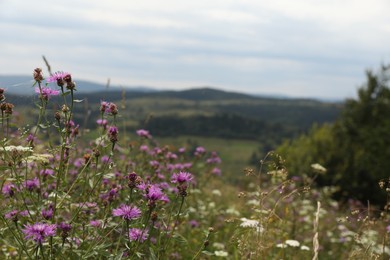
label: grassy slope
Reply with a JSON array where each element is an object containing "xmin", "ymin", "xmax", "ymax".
[{"xmin": 156, "ymin": 135, "xmax": 259, "ymax": 185}]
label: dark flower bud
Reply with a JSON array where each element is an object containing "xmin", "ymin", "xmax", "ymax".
[
  {"xmin": 33, "ymin": 68, "xmax": 44, "ymax": 83},
  {"xmin": 55, "ymin": 111, "xmax": 61, "ymax": 121}
]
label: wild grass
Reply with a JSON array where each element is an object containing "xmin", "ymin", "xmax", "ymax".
[{"xmin": 0, "ymin": 68, "xmax": 389, "ymax": 259}]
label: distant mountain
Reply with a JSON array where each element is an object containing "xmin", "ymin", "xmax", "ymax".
[
  {"xmin": 0, "ymin": 75, "xmax": 342, "ymax": 105},
  {"xmin": 0, "ymin": 75, "xmax": 157, "ymax": 95}
]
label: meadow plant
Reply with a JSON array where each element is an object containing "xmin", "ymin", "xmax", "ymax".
[
  {"xmin": 0, "ymin": 68, "xmax": 223, "ymax": 259},
  {"xmin": 231, "ymin": 152, "xmax": 390, "ymax": 259}
]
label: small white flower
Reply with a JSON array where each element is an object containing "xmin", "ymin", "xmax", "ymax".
[
  {"xmin": 214, "ymin": 250, "xmax": 228, "ymax": 257},
  {"xmin": 276, "ymin": 243, "xmax": 287, "ymax": 248},
  {"xmin": 300, "ymin": 245, "xmax": 310, "ymax": 251},
  {"xmin": 212, "ymin": 189, "xmax": 222, "ymax": 196},
  {"xmin": 3, "ymin": 145, "xmax": 33, "ymax": 153},
  {"xmin": 240, "ymin": 218, "xmax": 259, "ymax": 228},
  {"xmin": 311, "ymin": 163, "xmax": 327, "ymax": 174},
  {"xmin": 240, "ymin": 218, "xmax": 265, "ymax": 233},
  {"xmin": 246, "ymin": 199, "xmax": 260, "ymax": 206},
  {"xmin": 285, "ymin": 239, "xmax": 300, "ymax": 247},
  {"xmin": 212, "ymin": 242, "xmax": 225, "ymax": 250},
  {"xmin": 226, "ymin": 208, "xmax": 240, "ymax": 216},
  {"xmin": 26, "ymin": 153, "xmax": 53, "ymax": 163}
]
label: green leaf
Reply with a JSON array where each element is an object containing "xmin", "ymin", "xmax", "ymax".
[
  {"xmin": 172, "ymin": 233, "xmax": 188, "ymax": 245},
  {"xmin": 112, "ymin": 252, "xmax": 123, "ymax": 260}
]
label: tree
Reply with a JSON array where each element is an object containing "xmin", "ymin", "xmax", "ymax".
[{"xmin": 278, "ymin": 65, "xmax": 390, "ymax": 205}]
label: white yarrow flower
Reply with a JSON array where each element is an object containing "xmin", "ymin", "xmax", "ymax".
[
  {"xmin": 276, "ymin": 243, "xmax": 287, "ymax": 248},
  {"xmin": 212, "ymin": 189, "xmax": 222, "ymax": 196},
  {"xmin": 285, "ymin": 239, "xmax": 300, "ymax": 247},
  {"xmin": 3, "ymin": 145, "xmax": 33, "ymax": 153},
  {"xmin": 240, "ymin": 218, "xmax": 259, "ymax": 228},
  {"xmin": 240, "ymin": 218, "xmax": 264, "ymax": 233},
  {"xmin": 214, "ymin": 250, "xmax": 228, "ymax": 257},
  {"xmin": 311, "ymin": 163, "xmax": 327, "ymax": 174},
  {"xmin": 300, "ymin": 245, "xmax": 310, "ymax": 251}
]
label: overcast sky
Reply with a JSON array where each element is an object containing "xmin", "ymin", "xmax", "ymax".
[{"xmin": 1, "ymin": 0, "xmax": 389, "ymax": 99}]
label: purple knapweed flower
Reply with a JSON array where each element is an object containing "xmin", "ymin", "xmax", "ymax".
[
  {"xmin": 46, "ymin": 71, "xmax": 70, "ymax": 83},
  {"xmin": 100, "ymin": 101, "xmax": 110, "ymax": 113},
  {"xmin": 24, "ymin": 177, "xmax": 40, "ymax": 192},
  {"xmin": 89, "ymin": 220, "xmax": 101, "ymax": 228},
  {"xmin": 35, "ymin": 87, "xmax": 60, "ymax": 100},
  {"xmin": 387, "ymin": 225, "xmax": 390, "ymax": 233},
  {"xmin": 96, "ymin": 119, "xmax": 108, "ymax": 127},
  {"xmin": 108, "ymin": 126, "xmax": 119, "ymax": 143},
  {"xmin": 41, "ymin": 205, "xmax": 54, "ymax": 220},
  {"xmin": 211, "ymin": 167, "xmax": 222, "ymax": 176},
  {"xmin": 145, "ymin": 184, "xmax": 164, "ymax": 201},
  {"xmin": 171, "ymin": 171, "xmax": 193, "ymax": 184},
  {"xmin": 112, "ymin": 204, "xmax": 141, "ymax": 221},
  {"xmin": 5, "ymin": 209, "xmax": 28, "ymax": 222},
  {"xmin": 22, "ymin": 222, "xmax": 56, "ymax": 244},
  {"xmin": 40, "ymin": 169, "xmax": 55, "ymax": 177},
  {"xmin": 206, "ymin": 152, "xmax": 222, "ymax": 164},
  {"xmin": 189, "ymin": 219, "xmax": 200, "ymax": 228},
  {"xmin": 101, "ymin": 155, "xmax": 111, "ymax": 163},
  {"xmin": 136, "ymin": 129, "xmax": 152, "ymax": 139},
  {"xmin": 139, "ymin": 145, "xmax": 149, "ymax": 152},
  {"xmin": 129, "ymin": 228, "xmax": 149, "ymax": 242},
  {"xmin": 149, "ymin": 160, "xmax": 160, "ymax": 168},
  {"xmin": 58, "ymin": 222, "xmax": 72, "ymax": 239},
  {"xmin": 2, "ymin": 183, "xmax": 17, "ymax": 197},
  {"xmin": 194, "ymin": 146, "xmax": 206, "ymax": 156}
]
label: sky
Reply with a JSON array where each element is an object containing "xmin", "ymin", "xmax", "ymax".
[{"xmin": 1, "ymin": 0, "xmax": 390, "ymax": 99}]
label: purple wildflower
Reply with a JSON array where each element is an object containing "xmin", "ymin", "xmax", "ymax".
[
  {"xmin": 101, "ymin": 155, "xmax": 111, "ymax": 163},
  {"xmin": 108, "ymin": 126, "xmax": 119, "ymax": 143},
  {"xmin": 58, "ymin": 222, "xmax": 72, "ymax": 239},
  {"xmin": 387, "ymin": 225, "xmax": 390, "ymax": 233},
  {"xmin": 139, "ymin": 145, "xmax": 149, "ymax": 152},
  {"xmin": 145, "ymin": 184, "xmax": 164, "ymax": 201},
  {"xmin": 112, "ymin": 204, "xmax": 141, "ymax": 221},
  {"xmin": 2, "ymin": 183, "xmax": 17, "ymax": 197},
  {"xmin": 171, "ymin": 171, "xmax": 193, "ymax": 184},
  {"xmin": 149, "ymin": 160, "xmax": 160, "ymax": 169},
  {"xmin": 40, "ymin": 169, "xmax": 55, "ymax": 177},
  {"xmin": 129, "ymin": 228, "xmax": 149, "ymax": 242},
  {"xmin": 35, "ymin": 87, "xmax": 60, "ymax": 100},
  {"xmin": 189, "ymin": 220, "xmax": 200, "ymax": 228},
  {"xmin": 211, "ymin": 167, "xmax": 222, "ymax": 176},
  {"xmin": 194, "ymin": 146, "xmax": 206, "ymax": 156},
  {"xmin": 89, "ymin": 220, "xmax": 101, "ymax": 228},
  {"xmin": 46, "ymin": 71, "xmax": 70, "ymax": 83},
  {"xmin": 41, "ymin": 206, "xmax": 54, "ymax": 220},
  {"xmin": 108, "ymin": 103, "xmax": 118, "ymax": 115},
  {"xmin": 206, "ymin": 151, "xmax": 222, "ymax": 164},
  {"xmin": 5, "ymin": 209, "xmax": 28, "ymax": 222},
  {"xmin": 136, "ymin": 129, "xmax": 152, "ymax": 139},
  {"xmin": 22, "ymin": 223, "xmax": 56, "ymax": 244},
  {"xmin": 24, "ymin": 177, "xmax": 40, "ymax": 192},
  {"xmin": 96, "ymin": 119, "xmax": 108, "ymax": 127},
  {"xmin": 100, "ymin": 101, "xmax": 109, "ymax": 112}
]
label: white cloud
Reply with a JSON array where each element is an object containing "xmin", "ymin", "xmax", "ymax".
[{"xmin": 0, "ymin": 0, "xmax": 389, "ymax": 99}]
